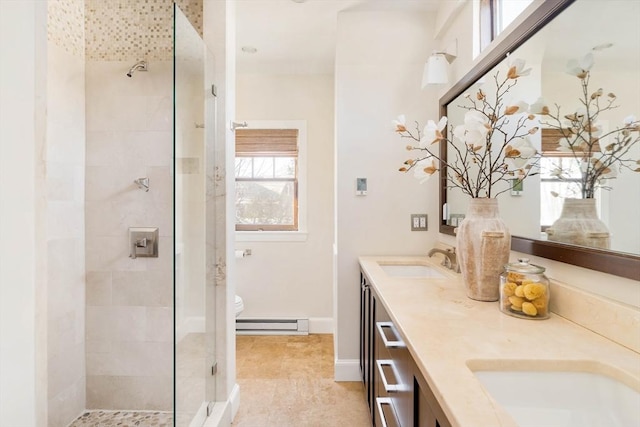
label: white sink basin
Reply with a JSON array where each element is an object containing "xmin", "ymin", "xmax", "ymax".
[
  {"xmin": 474, "ymin": 370, "xmax": 640, "ymax": 426},
  {"xmin": 379, "ymin": 264, "xmax": 445, "ymax": 279}
]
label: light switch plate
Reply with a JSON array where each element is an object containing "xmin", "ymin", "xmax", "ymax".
[{"xmin": 411, "ymin": 214, "xmax": 428, "ymax": 231}]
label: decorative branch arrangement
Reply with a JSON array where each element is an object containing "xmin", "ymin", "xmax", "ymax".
[
  {"xmin": 394, "ymin": 59, "xmax": 540, "ymax": 199},
  {"xmin": 531, "ymin": 52, "xmax": 640, "ymax": 199}
]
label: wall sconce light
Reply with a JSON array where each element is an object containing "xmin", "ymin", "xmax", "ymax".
[{"xmin": 422, "ymin": 40, "xmax": 458, "ymax": 87}]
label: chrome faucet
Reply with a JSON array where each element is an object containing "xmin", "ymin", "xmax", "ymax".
[{"xmin": 428, "ymin": 247, "xmax": 460, "ymax": 273}]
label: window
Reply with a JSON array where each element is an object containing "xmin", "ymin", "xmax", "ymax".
[
  {"xmin": 539, "ymin": 129, "xmax": 602, "ymax": 228},
  {"xmin": 235, "ymin": 127, "xmax": 300, "ymax": 231},
  {"xmin": 540, "ymin": 156, "xmax": 583, "ymax": 227},
  {"xmin": 479, "ymin": 0, "xmax": 534, "ymax": 51}
]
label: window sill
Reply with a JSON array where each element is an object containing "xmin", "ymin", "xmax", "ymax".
[{"xmin": 235, "ymin": 231, "xmax": 308, "ymax": 242}]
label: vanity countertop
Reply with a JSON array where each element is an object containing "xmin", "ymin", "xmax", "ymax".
[{"xmin": 359, "ymin": 255, "xmax": 640, "ymax": 427}]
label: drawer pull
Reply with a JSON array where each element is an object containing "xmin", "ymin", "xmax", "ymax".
[
  {"xmin": 376, "ymin": 397, "xmax": 397, "ymax": 427},
  {"xmin": 376, "ymin": 359, "xmax": 400, "ymax": 393},
  {"xmin": 376, "ymin": 321, "xmax": 405, "ymax": 348}
]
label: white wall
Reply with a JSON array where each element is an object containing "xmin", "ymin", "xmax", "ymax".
[
  {"xmin": 235, "ymin": 74, "xmax": 334, "ymax": 327},
  {"xmin": 46, "ymin": 34, "xmax": 87, "ymax": 427},
  {"xmin": 334, "ymin": 9, "xmax": 439, "ymax": 375},
  {"xmin": 0, "ymin": 1, "xmax": 47, "ymax": 425},
  {"xmin": 2, "ymin": 3, "xmax": 87, "ymax": 425},
  {"xmin": 439, "ymin": 0, "xmax": 476, "ymax": 88}
]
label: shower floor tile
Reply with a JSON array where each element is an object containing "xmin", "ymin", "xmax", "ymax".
[{"xmin": 69, "ymin": 410, "xmax": 173, "ymax": 427}]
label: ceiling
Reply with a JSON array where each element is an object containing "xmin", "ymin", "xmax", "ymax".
[{"xmin": 235, "ymin": 0, "xmax": 443, "ymax": 75}]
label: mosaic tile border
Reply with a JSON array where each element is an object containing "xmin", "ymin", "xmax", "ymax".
[
  {"xmin": 48, "ymin": 0, "xmax": 203, "ymax": 61},
  {"xmin": 48, "ymin": 0, "xmax": 85, "ymax": 57},
  {"xmin": 69, "ymin": 410, "xmax": 173, "ymax": 427},
  {"xmin": 84, "ymin": 0, "xmax": 203, "ymax": 62}
]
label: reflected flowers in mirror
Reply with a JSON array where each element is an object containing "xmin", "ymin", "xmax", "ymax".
[{"xmin": 531, "ymin": 52, "xmax": 640, "ymax": 199}]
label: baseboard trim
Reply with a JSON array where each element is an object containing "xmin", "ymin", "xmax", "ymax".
[
  {"xmin": 230, "ymin": 383, "xmax": 241, "ymax": 420},
  {"xmin": 234, "ymin": 317, "xmax": 334, "ymax": 335},
  {"xmin": 309, "ymin": 317, "xmax": 333, "ymax": 334},
  {"xmin": 334, "ymin": 358, "xmax": 361, "ymax": 382}
]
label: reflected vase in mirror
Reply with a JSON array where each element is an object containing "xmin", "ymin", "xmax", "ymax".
[
  {"xmin": 546, "ymin": 198, "xmax": 610, "ymax": 249},
  {"xmin": 456, "ymin": 199, "xmax": 511, "ymax": 301}
]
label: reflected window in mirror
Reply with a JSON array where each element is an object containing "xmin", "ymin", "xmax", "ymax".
[{"xmin": 539, "ymin": 157, "xmax": 603, "ymax": 230}]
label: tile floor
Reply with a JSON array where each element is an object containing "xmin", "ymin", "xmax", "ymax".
[
  {"xmin": 232, "ymin": 334, "xmax": 371, "ymax": 427},
  {"xmin": 70, "ymin": 334, "xmax": 369, "ymax": 427}
]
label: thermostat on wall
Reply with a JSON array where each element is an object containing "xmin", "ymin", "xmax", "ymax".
[
  {"xmin": 356, "ymin": 178, "xmax": 367, "ymax": 196},
  {"xmin": 511, "ymin": 178, "xmax": 524, "ymax": 196}
]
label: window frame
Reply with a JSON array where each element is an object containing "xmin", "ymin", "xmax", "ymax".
[
  {"xmin": 234, "ymin": 120, "xmax": 307, "ymax": 240},
  {"xmin": 479, "ymin": 0, "xmax": 535, "ymax": 51},
  {"xmin": 538, "ymin": 127, "xmax": 607, "ymax": 230},
  {"xmin": 235, "ymin": 156, "xmax": 299, "ymax": 232},
  {"xmin": 479, "ymin": 0, "xmax": 496, "ymax": 52}
]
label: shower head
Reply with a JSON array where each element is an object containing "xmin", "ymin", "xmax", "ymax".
[
  {"xmin": 134, "ymin": 177, "xmax": 149, "ymax": 192},
  {"xmin": 126, "ymin": 60, "xmax": 148, "ymax": 77}
]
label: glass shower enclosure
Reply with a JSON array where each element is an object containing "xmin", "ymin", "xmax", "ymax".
[{"xmin": 173, "ymin": 5, "xmax": 217, "ymax": 426}]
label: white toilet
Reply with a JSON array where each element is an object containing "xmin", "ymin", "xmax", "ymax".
[{"xmin": 235, "ymin": 295, "xmax": 244, "ymax": 317}]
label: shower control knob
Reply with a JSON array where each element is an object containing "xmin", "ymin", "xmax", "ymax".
[{"xmin": 128, "ymin": 227, "xmax": 158, "ymax": 259}]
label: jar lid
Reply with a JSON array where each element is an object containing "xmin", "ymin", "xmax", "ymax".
[{"xmin": 504, "ymin": 258, "xmax": 546, "ymax": 274}]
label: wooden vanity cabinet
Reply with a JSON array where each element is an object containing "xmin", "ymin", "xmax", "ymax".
[
  {"xmin": 360, "ymin": 272, "xmax": 376, "ymax": 423},
  {"xmin": 413, "ymin": 362, "xmax": 452, "ymax": 427},
  {"xmin": 360, "ymin": 270, "xmax": 452, "ymax": 427}
]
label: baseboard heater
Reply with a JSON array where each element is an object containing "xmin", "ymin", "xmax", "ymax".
[{"xmin": 235, "ymin": 318, "xmax": 309, "ymax": 335}]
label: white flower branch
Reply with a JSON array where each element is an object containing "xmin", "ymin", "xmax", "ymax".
[{"xmin": 394, "ymin": 60, "xmax": 540, "ymax": 199}]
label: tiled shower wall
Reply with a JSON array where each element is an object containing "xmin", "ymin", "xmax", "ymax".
[
  {"xmin": 84, "ymin": 60, "xmax": 174, "ymax": 410},
  {"xmin": 82, "ymin": 0, "xmax": 195, "ymax": 412},
  {"xmin": 46, "ymin": 0, "xmax": 86, "ymax": 425},
  {"xmin": 44, "ymin": 0, "xmax": 203, "ymax": 414}
]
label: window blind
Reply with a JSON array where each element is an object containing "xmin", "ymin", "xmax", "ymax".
[
  {"xmin": 236, "ymin": 129, "xmax": 299, "ymax": 156},
  {"xmin": 541, "ymin": 128, "xmax": 601, "ymax": 157}
]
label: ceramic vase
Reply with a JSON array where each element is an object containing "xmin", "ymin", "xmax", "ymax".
[
  {"xmin": 546, "ymin": 198, "xmax": 610, "ymax": 249},
  {"xmin": 456, "ymin": 198, "xmax": 511, "ymax": 301}
]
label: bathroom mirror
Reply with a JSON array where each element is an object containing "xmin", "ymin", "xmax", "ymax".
[{"xmin": 439, "ymin": 0, "xmax": 640, "ymax": 281}]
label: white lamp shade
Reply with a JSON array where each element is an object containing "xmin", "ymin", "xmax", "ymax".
[{"xmin": 422, "ymin": 53, "xmax": 449, "ymax": 87}]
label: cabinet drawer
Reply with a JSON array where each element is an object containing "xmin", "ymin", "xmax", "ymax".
[{"xmin": 375, "ymin": 316, "xmax": 411, "ymax": 426}]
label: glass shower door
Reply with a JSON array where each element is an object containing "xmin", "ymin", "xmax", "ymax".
[{"xmin": 173, "ymin": 5, "xmax": 216, "ymax": 426}]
